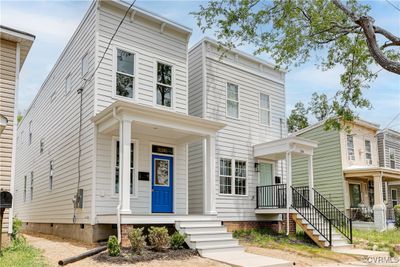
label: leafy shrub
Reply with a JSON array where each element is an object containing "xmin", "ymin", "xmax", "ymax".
[
  {"xmin": 10, "ymin": 217, "xmax": 25, "ymax": 247},
  {"xmin": 128, "ymin": 227, "xmax": 146, "ymax": 254},
  {"xmin": 170, "ymin": 232, "xmax": 186, "ymax": 250},
  {"xmin": 107, "ymin": 235, "xmax": 120, "ymax": 256},
  {"xmin": 148, "ymin": 226, "xmax": 170, "ymax": 251},
  {"xmin": 394, "ymin": 205, "xmax": 400, "ymax": 229}
]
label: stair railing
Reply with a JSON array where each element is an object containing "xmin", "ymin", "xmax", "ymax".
[
  {"xmin": 256, "ymin": 184, "xmax": 287, "ymax": 209},
  {"xmin": 313, "ymin": 188, "xmax": 352, "ymax": 243},
  {"xmin": 291, "ymin": 186, "xmax": 332, "ymax": 246}
]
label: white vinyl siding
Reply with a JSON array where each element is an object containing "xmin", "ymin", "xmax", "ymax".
[
  {"xmin": 30, "ymin": 171, "xmax": 34, "ymax": 201},
  {"xmin": 23, "ymin": 175, "xmax": 27, "ymax": 202},
  {"xmin": 28, "ymin": 120, "xmax": 32, "ymax": 145},
  {"xmin": 259, "ymin": 93, "xmax": 271, "ymax": 126},
  {"xmin": 81, "ymin": 53, "xmax": 89, "ymax": 77},
  {"xmin": 65, "ymin": 74, "xmax": 72, "ymax": 95},
  {"xmin": 49, "ymin": 160, "xmax": 54, "ymax": 190},
  {"xmin": 226, "ymin": 83, "xmax": 239, "ymax": 119},
  {"xmin": 347, "ymin": 135, "xmax": 355, "ymax": 161},
  {"xmin": 39, "ymin": 138, "xmax": 44, "ymax": 154}
]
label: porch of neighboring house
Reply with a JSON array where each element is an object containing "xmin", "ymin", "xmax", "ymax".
[
  {"xmin": 92, "ymin": 101, "xmax": 225, "ymax": 224},
  {"xmin": 344, "ymin": 167, "xmax": 400, "ymax": 230}
]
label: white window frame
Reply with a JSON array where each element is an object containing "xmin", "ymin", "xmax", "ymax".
[
  {"xmin": 81, "ymin": 52, "xmax": 89, "ymax": 78},
  {"xmin": 65, "ymin": 73, "xmax": 72, "ymax": 95},
  {"xmin": 40, "ymin": 138, "xmax": 44, "ymax": 154},
  {"xmin": 23, "ymin": 175, "xmax": 27, "ymax": 202},
  {"xmin": 154, "ymin": 60, "xmax": 175, "ymax": 110},
  {"xmin": 111, "ymin": 136, "xmax": 139, "ymax": 198},
  {"xmin": 226, "ymin": 82, "xmax": 240, "ymax": 119},
  {"xmin": 219, "ymin": 157, "xmax": 247, "ymax": 196},
  {"xmin": 112, "ymin": 46, "xmax": 138, "ymax": 102},
  {"xmin": 389, "ymin": 148, "xmax": 396, "ymax": 169},
  {"xmin": 391, "ymin": 189, "xmax": 398, "ymax": 207},
  {"xmin": 28, "ymin": 120, "xmax": 32, "ymax": 145},
  {"xmin": 259, "ymin": 92, "xmax": 271, "ymax": 126},
  {"xmin": 30, "ymin": 171, "xmax": 34, "ymax": 201},
  {"xmin": 347, "ymin": 135, "xmax": 355, "ymax": 161},
  {"xmin": 364, "ymin": 138, "xmax": 372, "ymax": 165},
  {"xmin": 49, "ymin": 160, "xmax": 54, "ymax": 191}
]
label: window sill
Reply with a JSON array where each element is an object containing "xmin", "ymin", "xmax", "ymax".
[{"xmin": 218, "ymin": 193, "xmax": 249, "ymax": 198}]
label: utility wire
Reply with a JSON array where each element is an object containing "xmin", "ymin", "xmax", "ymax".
[
  {"xmin": 385, "ymin": 0, "xmax": 400, "ymax": 12},
  {"xmin": 73, "ymin": 0, "xmax": 137, "ymax": 223},
  {"xmin": 383, "ymin": 112, "xmax": 400, "ymax": 130}
]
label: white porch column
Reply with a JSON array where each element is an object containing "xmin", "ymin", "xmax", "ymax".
[
  {"xmin": 373, "ymin": 173, "xmax": 386, "ymax": 231},
  {"xmin": 308, "ymin": 155, "xmax": 314, "ymax": 205},
  {"xmin": 286, "ymin": 151, "xmax": 292, "ymax": 235},
  {"xmin": 204, "ymin": 134, "xmax": 217, "ymax": 215},
  {"xmin": 119, "ymin": 119, "xmax": 132, "ymax": 214}
]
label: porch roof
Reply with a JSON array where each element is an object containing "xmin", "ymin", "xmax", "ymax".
[
  {"xmin": 343, "ymin": 166, "xmax": 400, "ymax": 181},
  {"xmin": 92, "ymin": 101, "xmax": 226, "ymax": 140},
  {"xmin": 253, "ymin": 136, "xmax": 318, "ymax": 160}
]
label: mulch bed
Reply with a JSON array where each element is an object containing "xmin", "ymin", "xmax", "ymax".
[{"xmin": 93, "ymin": 248, "xmax": 199, "ymax": 264}]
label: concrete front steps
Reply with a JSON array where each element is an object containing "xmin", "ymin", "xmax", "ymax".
[{"xmin": 292, "ymin": 212, "xmax": 352, "ymax": 248}]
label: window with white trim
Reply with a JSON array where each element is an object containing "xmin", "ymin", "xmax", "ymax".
[
  {"xmin": 81, "ymin": 53, "xmax": 89, "ymax": 77},
  {"xmin": 65, "ymin": 74, "xmax": 71, "ymax": 95},
  {"xmin": 30, "ymin": 171, "xmax": 34, "ymax": 201},
  {"xmin": 226, "ymin": 83, "xmax": 239, "ymax": 118},
  {"xmin": 389, "ymin": 148, "xmax": 396, "ymax": 169},
  {"xmin": 114, "ymin": 140, "xmax": 134, "ymax": 195},
  {"xmin": 392, "ymin": 189, "xmax": 398, "ymax": 207},
  {"xmin": 49, "ymin": 160, "xmax": 54, "ymax": 190},
  {"xmin": 115, "ymin": 49, "xmax": 134, "ymax": 99},
  {"xmin": 28, "ymin": 121, "xmax": 32, "ymax": 145},
  {"xmin": 156, "ymin": 62, "xmax": 173, "ymax": 107},
  {"xmin": 364, "ymin": 139, "xmax": 372, "ymax": 165},
  {"xmin": 260, "ymin": 93, "xmax": 271, "ymax": 125},
  {"xmin": 347, "ymin": 135, "xmax": 355, "ymax": 161},
  {"xmin": 219, "ymin": 158, "xmax": 247, "ymax": 195},
  {"xmin": 40, "ymin": 139, "xmax": 44, "ymax": 154},
  {"xmin": 23, "ymin": 175, "xmax": 27, "ymax": 202}
]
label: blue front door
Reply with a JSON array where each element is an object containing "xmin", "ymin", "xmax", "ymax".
[{"xmin": 152, "ymin": 154, "xmax": 173, "ymax": 213}]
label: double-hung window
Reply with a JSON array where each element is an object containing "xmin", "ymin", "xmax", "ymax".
[
  {"xmin": 23, "ymin": 175, "xmax": 27, "ymax": 202},
  {"xmin": 115, "ymin": 49, "xmax": 135, "ymax": 99},
  {"xmin": 114, "ymin": 140, "xmax": 135, "ymax": 195},
  {"xmin": 392, "ymin": 189, "xmax": 398, "ymax": 207},
  {"xmin": 156, "ymin": 62, "xmax": 173, "ymax": 107},
  {"xmin": 389, "ymin": 148, "xmax": 396, "ymax": 169},
  {"xmin": 347, "ymin": 135, "xmax": 355, "ymax": 161},
  {"xmin": 260, "ymin": 93, "xmax": 271, "ymax": 125},
  {"xmin": 365, "ymin": 139, "xmax": 372, "ymax": 165},
  {"xmin": 49, "ymin": 160, "xmax": 54, "ymax": 190},
  {"xmin": 219, "ymin": 158, "xmax": 247, "ymax": 195},
  {"xmin": 226, "ymin": 83, "xmax": 239, "ymax": 119}
]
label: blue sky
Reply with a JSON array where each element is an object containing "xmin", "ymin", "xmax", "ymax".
[{"xmin": 1, "ymin": 0, "xmax": 399, "ymax": 130}]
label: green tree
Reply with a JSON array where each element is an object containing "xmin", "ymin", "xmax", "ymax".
[
  {"xmin": 287, "ymin": 102, "xmax": 309, "ymax": 132},
  {"xmin": 193, "ymin": 0, "xmax": 399, "ymax": 129},
  {"xmin": 308, "ymin": 92, "xmax": 331, "ymax": 121}
]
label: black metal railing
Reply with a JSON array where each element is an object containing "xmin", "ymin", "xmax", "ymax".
[
  {"xmin": 292, "ymin": 186, "xmax": 332, "ymax": 246},
  {"xmin": 313, "ymin": 188, "xmax": 352, "ymax": 243},
  {"xmin": 256, "ymin": 184, "xmax": 287, "ymax": 208}
]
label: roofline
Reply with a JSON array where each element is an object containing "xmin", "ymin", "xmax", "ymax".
[
  {"xmin": 107, "ymin": 0, "xmax": 192, "ymax": 35},
  {"xmin": 0, "ymin": 25, "xmax": 35, "ymax": 41},
  {"xmin": 379, "ymin": 128, "xmax": 400, "ymax": 136},
  {"xmin": 189, "ymin": 37, "xmax": 286, "ymax": 74}
]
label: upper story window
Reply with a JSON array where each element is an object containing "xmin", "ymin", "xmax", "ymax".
[
  {"xmin": 364, "ymin": 139, "xmax": 372, "ymax": 165},
  {"xmin": 81, "ymin": 53, "xmax": 89, "ymax": 77},
  {"xmin": 389, "ymin": 148, "xmax": 396, "ymax": 169},
  {"xmin": 260, "ymin": 93, "xmax": 271, "ymax": 126},
  {"xmin": 49, "ymin": 160, "xmax": 54, "ymax": 190},
  {"xmin": 116, "ymin": 49, "xmax": 135, "ymax": 99},
  {"xmin": 347, "ymin": 135, "xmax": 355, "ymax": 161},
  {"xmin": 65, "ymin": 74, "xmax": 72, "ymax": 95},
  {"xmin": 156, "ymin": 62, "xmax": 173, "ymax": 107},
  {"xmin": 226, "ymin": 83, "xmax": 239, "ymax": 119},
  {"xmin": 28, "ymin": 121, "xmax": 32, "ymax": 145}
]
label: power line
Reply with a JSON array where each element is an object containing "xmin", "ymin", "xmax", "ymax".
[
  {"xmin": 383, "ymin": 112, "xmax": 400, "ymax": 130},
  {"xmin": 385, "ymin": 0, "xmax": 400, "ymax": 12}
]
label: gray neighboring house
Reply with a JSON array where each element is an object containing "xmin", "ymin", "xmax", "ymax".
[{"xmin": 378, "ymin": 128, "xmax": 400, "ymax": 220}]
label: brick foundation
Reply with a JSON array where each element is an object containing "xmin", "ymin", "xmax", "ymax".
[{"xmin": 223, "ymin": 214, "xmax": 296, "ymax": 235}]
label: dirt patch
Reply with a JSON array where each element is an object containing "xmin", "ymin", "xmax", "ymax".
[{"xmin": 93, "ymin": 248, "xmax": 198, "ymax": 264}]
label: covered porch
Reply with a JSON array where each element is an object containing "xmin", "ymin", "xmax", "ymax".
[
  {"xmin": 344, "ymin": 167, "xmax": 400, "ymax": 230},
  {"xmin": 92, "ymin": 101, "xmax": 225, "ymax": 222}
]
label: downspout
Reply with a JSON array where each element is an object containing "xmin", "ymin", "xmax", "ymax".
[{"xmin": 112, "ymin": 107, "xmax": 123, "ymax": 243}]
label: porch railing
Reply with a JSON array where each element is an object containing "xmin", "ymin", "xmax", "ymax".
[
  {"xmin": 313, "ymin": 188, "xmax": 352, "ymax": 243},
  {"xmin": 256, "ymin": 184, "xmax": 287, "ymax": 208}
]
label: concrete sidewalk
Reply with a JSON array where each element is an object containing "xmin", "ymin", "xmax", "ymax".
[{"xmin": 202, "ymin": 251, "xmax": 293, "ymax": 267}]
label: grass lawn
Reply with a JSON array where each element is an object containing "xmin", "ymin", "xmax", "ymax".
[
  {"xmin": 353, "ymin": 229, "xmax": 400, "ymax": 256},
  {"xmin": 233, "ymin": 228, "xmax": 342, "ymax": 260},
  {"xmin": 0, "ymin": 241, "xmax": 48, "ymax": 267}
]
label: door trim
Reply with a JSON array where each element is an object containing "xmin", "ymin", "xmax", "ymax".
[
  {"xmin": 149, "ymin": 142, "xmax": 176, "ymax": 214},
  {"xmin": 152, "ymin": 154, "xmax": 174, "ymax": 213}
]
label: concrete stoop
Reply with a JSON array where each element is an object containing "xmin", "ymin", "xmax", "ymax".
[
  {"xmin": 331, "ymin": 247, "xmax": 390, "ymax": 257},
  {"xmin": 175, "ymin": 217, "xmax": 292, "ymax": 267}
]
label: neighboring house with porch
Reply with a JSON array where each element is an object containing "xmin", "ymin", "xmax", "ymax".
[
  {"xmin": 292, "ymin": 120, "xmax": 400, "ymax": 230},
  {"xmin": 0, "ymin": 25, "xmax": 34, "ymax": 246},
  {"xmin": 378, "ymin": 128, "xmax": 400, "ymax": 221}
]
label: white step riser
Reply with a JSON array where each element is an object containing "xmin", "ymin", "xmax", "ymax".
[
  {"xmin": 177, "ymin": 221, "xmax": 222, "ymax": 228},
  {"xmin": 189, "ymin": 233, "xmax": 233, "ymax": 241},
  {"xmin": 179, "ymin": 226, "xmax": 227, "ymax": 234},
  {"xmin": 193, "ymin": 239, "xmax": 239, "ymax": 249},
  {"xmin": 198, "ymin": 246, "xmax": 244, "ymax": 255}
]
